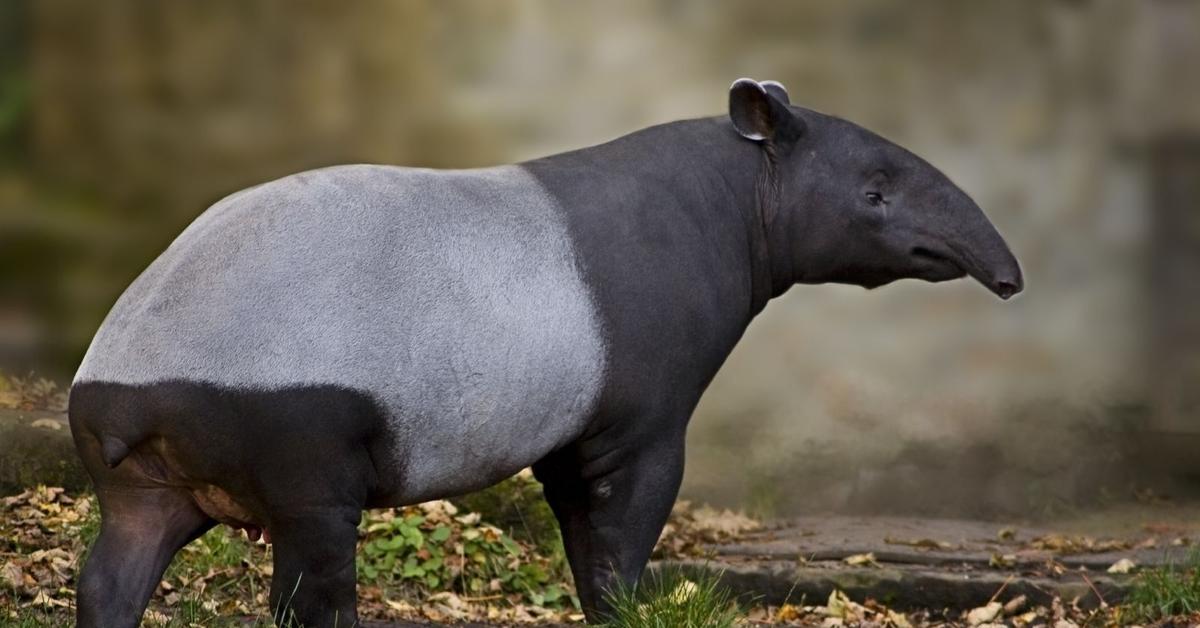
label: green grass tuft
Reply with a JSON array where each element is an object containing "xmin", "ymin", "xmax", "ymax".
[
  {"xmin": 1125, "ymin": 549, "xmax": 1200, "ymax": 623},
  {"xmin": 598, "ymin": 567, "xmax": 741, "ymax": 628}
]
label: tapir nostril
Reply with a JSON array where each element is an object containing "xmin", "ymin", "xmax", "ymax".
[{"xmin": 994, "ymin": 280, "xmax": 1021, "ymax": 300}]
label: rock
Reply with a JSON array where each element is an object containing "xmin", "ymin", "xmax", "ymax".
[
  {"xmin": 0, "ymin": 409, "xmax": 87, "ymax": 495},
  {"xmin": 654, "ymin": 557, "xmax": 1132, "ymax": 611}
]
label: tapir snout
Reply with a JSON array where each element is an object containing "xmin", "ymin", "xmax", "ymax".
[{"xmin": 943, "ymin": 199, "xmax": 1024, "ymax": 300}]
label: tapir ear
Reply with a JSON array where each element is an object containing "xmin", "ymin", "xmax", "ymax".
[
  {"xmin": 729, "ymin": 78, "xmax": 802, "ymax": 144},
  {"xmin": 760, "ymin": 80, "xmax": 790, "ymax": 104}
]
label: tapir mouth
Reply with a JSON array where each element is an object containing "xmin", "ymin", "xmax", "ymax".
[
  {"xmin": 910, "ymin": 246, "xmax": 967, "ymax": 282},
  {"xmin": 916, "ymin": 241, "xmax": 1023, "ymax": 300}
]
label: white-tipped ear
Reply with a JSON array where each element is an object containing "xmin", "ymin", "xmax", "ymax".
[
  {"xmin": 760, "ymin": 80, "xmax": 789, "ymax": 104},
  {"xmin": 729, "ymin": 78, "xmax": 770, "ymax": 141}
]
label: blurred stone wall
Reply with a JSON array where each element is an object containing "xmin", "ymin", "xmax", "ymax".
[
  {"xmin": 13, "ymin": 0, "xmax": 1200, "ymax": 516},
  {"xmin": 31, "ymin": 1, "xmax": 513, "ymax": 212}
]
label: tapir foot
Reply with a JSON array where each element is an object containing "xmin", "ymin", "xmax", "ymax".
[
  {"xmin": 76, "ymin": 485, "xmax": 214, "ymax": 628},
  {"xmin": 534, "ymin": 425, "xmax": 687, "ymax": 622}
]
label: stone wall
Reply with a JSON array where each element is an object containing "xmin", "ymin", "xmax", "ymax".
[{"xmin": 15, "ymin": 0, "xmax": 1200, "ymax": 515}]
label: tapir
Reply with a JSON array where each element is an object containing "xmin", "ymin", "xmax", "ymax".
[{"xmin": 70, "ymin": 78, "xmax": 1022, "ymax": 627}]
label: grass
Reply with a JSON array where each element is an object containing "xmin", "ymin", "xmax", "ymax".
[
  {"xmin": 1124, "ymin": 548, "xmax": 1200, "ymax": 623},
  {"xmin": 1, "ymin": 604, "xmax": 288, "ymax": 628},
  {"xmin": 0, "ymin": 486, "xmax": 576, "ymax": 626},
  {"xmin": 597, "ymin": 567, "xmax": 741, "ymax": 628}
]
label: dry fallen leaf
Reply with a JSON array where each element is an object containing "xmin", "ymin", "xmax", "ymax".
[
  {"xmin": 989, "ymin": 552, "xmax": 1017, "ymax": 568},
  {"xmin": 966, "ymin": 601, "xmax": 1002, "ymax": 626},
  {"xmin": 843, "ymin": 552, "xmax": 879, "ymax": 567},
  {"xmin": 823, "ymin": 589, "xmax": 867, "ymax": 621},
  {"xmin": 26, "ymin": 590, "xmax": 70, "ymax": 608},
  {"xmin": 1031, "ymin": 534, "xmax": 1130, "ymax": 555},
  {"xmin": 1003, "ymin": 594, "xmax": 1028, "ymax": 615},
  {"xmin": 690, "ymin": 505, "xmax": 760, "ymax": 537},
  {"xmin": 384, "ymin": 598, "xmax": 416, "ymax": 613},
  {"xmin": 819, "ymin": 590, "xmax": 910, "ymax": 627},
  {"xmin": 654, "ymin": 501, "xmax": 760, "ymax": 559},
  {"xmin": 777, "ymin": 603, "xmax": 803, "ymax": 621},
  {"xmin": 0, "ymin": 389, "xmax": 21, "ymax": 408},
  {"xmin": 1, "ymin": 562, "xmax": 23, "ymax": 591},
  {"xmin": 1107, "ymin": 558, "xmax": 1136, "ymax": 574},
  {"xmin": 885, "ymin": 536, "xmax": 954, "ymax": 550},
  {"xmin": 884, "ymin": 607, "xmax": 914, "ymax": 628},
  {"xmin": 668, "ymin": 580, "xmax": 698, "ymax": 604}
]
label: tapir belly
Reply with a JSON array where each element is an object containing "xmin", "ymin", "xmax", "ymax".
[{"xmin": 73, "ymin": 164, "xmax": 608, "ymax": 504}]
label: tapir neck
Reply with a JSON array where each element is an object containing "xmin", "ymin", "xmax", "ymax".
[
  {"xmin": 522, "ymin": 117, "xmax": 786, "ymax": 414},
  {"xmin": 529, "ymin": 116, "xmax": 782, "ymax": 308}
]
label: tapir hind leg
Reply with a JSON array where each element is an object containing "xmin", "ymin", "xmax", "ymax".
[
  {"xmin": 533, "ymin": 427, "xmax": 686, "ymax": 621},
  {"xmin": 76, "ymin": 485, "xmax": 214, "ymax": 628}
]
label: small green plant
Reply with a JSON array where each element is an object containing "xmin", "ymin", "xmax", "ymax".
[
  {"xmin": 1125, "ymin": 549, "xmax": 1200, "ymax": 623},
  {"xmin": 5, "ymin": 485, "xmax": 586, "ymax": 624},
  {"xmin": 599, "ymin": 567, "xmax": 741, "ymax": 628},
  {"xmin": 357, "ymin": 500, "xmax": 574, "ymax": 608}
]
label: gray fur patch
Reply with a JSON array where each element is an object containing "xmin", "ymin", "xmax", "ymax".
[{"xmin": 76, "ymin": 165, "xmax": 607, "ymax": 502}]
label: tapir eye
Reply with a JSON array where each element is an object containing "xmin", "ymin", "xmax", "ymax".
[{"xmin": 865, "ymin": 192, "xmax": 885, "ymax": 206}]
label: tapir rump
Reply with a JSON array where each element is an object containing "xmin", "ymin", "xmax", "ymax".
[{"xmin": 70, "ymin": 79, "xmax": 1022, "ymax": 627}]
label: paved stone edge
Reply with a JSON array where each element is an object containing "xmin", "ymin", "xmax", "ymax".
[{"xmin": 653, "ymin": 558, "xmax": 1128, "ymax": 611}]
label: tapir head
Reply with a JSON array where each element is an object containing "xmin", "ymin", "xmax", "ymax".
[{"xmin": 729, "ymin": 78, "xmax": 1023, "ymax": 300}]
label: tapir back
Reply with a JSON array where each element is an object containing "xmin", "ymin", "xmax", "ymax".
[{"xmin": 74, "ymin": 164, "xmax": 607, "ymax": 500}]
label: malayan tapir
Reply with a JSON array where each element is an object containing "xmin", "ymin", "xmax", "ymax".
[{"xmin": 70, "ymin": 78, "xmax": 1022, "ymax": 627}]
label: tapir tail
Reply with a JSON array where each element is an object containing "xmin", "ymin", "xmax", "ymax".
[
  {"xmin": 97, "ymin": 433, "xmax": 132, "ymax": 468},
  {"xmin": 68, "ymin": 381, "xmax": 154, "ymax": 471}
]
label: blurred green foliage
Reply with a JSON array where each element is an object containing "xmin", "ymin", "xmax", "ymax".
[{"xmin": 0, "ymin": 0, "xmax": 28, "ymax": 164}]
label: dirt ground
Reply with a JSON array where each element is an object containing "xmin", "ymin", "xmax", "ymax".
[
  {"xmin": 355, "ymin": 504, "xmax": 1200, "ymax": 625},
  {"xmin": 5, "ymin": 406, "xmax": 1200, "ymax": 626},
  {"xmin": 661, "ymin": 504, "xmax": 1200, "ymax": 609}
]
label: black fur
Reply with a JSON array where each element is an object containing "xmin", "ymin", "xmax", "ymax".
[
  {"xmin": 70, "ymin": 381, "xmax": 388, "ymax": 627},
  {"xmin": 522, "ymin": 98, "xmax": 1020, "ymax": 617}
]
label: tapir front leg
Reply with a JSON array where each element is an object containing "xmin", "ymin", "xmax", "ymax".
[{"xmin": 534, "ymin": 426, "xmax": 686, "ymax": 621}]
